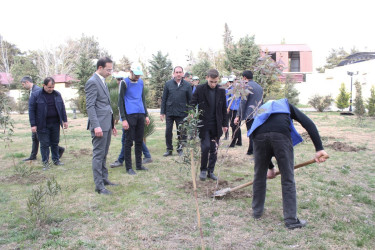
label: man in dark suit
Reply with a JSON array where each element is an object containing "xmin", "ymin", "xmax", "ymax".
[
  {"xmin": 190, "ymin": 69, "xmax": 228, "ymax": 181},
  {"xmin": 85, "ymin": 57, "xmax": 118, "ymax": 195},
  {"xmin": 234, "ymin": 70, "xmax": 264, "ymax": 155},
  {"xmin": 160, "ymin": 66, "xmax": 192, "ymax": 157},
  {"xmin": 21, "ymin": 76, "xmax": 65, "ymax": 161}
]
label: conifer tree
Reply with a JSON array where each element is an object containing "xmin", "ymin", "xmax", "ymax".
[
  {"xmin": 335, "ymin": 83, "xmax": 350, "ymax": 111},
  {"xmin": 148, "ymin": 51, "xmax": 173, "ymax": 108},
  {"xmin": 354, "ymin": 81, "xmax": 366, "ymax": 117},
  {"xmin": 367, "ymin": 85, "xmax": 375, "ymax": 117}
]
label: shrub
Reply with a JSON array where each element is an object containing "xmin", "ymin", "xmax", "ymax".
[
  {"xmin": 367, "ymin": 85, "xmax": 375, "ymax": 117},
  {"xmin": 335, "ymin": 83, "xmax": 350, "ymax": 111},
  {"xmin": 27, "ymin": 177, "xmax": 61, "ymax": 226},
  {"xmin": 308, "ymin": 94, "xmax": 333, "ymax": 112},
  {"xmin": 354, "ymin": 81, "xmax": 366, "ymax": 118}
]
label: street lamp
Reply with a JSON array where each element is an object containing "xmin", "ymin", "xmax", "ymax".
[{"xmin": 347, "ymin": 71, "xmax": 359, "ymax": 112}]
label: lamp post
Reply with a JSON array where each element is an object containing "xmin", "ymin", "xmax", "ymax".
[{"xmin": 347, "ymin": 71, "xmax": 358, "ymax": 112}]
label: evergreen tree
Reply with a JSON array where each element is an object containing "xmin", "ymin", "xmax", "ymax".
[
  {"xmin": 354, "ymin": 81, "xmax": 366, "ymax": 117},
  {"xmin": 192, "ymin": 59, "xmax": 211, "ymax": 82},
  {"xmin": 10, "ymin": 54, "xmax": 40, "ymax": 87},
  {"xmin": 283, "ymin": 75, "xmax": 299, "ymax": 105},
  {"xmin": 148, "ymin": 51, "xmax": 172, "ymax": 108},
  {"xmin": 224, "ymin": 35, "xmax": 259, "ymax": 73},
  {"xmin": 223, "ymin": 23, "xmax": 233, "ymax": 50},
  {"xmin": 335, "ymin": 83, "xmax": 350, "ymax": 111},
  {"xmin": 74, "ymin": 52, "xmax": 95, "ymax": 115},
  {"xmin": 115, "ymin": 55, "xmax": 132, "ymax": 72},
  {"xmin": 367, "ymin": 85, "xmax": 375, "ymax": 117}
]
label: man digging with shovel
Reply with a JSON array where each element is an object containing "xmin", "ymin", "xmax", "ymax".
[{"xmin": 248, "ymin": 98, "xmax": 328, "ymax": 229}]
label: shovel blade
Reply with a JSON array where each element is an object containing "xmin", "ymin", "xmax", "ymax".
[{"xmin": 212, "ymin": 188, "xmax": 231, "ymax": 197}]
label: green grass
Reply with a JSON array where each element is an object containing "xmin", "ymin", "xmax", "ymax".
[{"xmin": 0, "ymin": 112, "xmax": 375, "ymax": 249}]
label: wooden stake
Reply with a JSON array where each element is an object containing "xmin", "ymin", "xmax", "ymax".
[{"xmin": 191, "ymin": 150, "xmax": 205, "ymax": 250}]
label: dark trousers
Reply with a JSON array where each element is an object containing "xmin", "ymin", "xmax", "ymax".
[
  {"xmin": 252, "ymin": 132, "xmax": 298, "ymax": 224},
  {"xmin": 91, "ymin": 129, "xmax": 111, "ymax": 191},
  {"xmin": 224, "ymin": 113, "xmax": 230, "ymax": 139},
  {"xmin": 246, "ymin": 119, "xmax": 254, "ymax": 154},
  {"xmin": 30, "ymin": 132, "xmax": 39, "ymax": 159},
  {"xmin": 37, "ymin": 123, "xmax": 60, "ymax": 163},
  {"xmin": 30, "ymin": 132, "xmax": 64, "ymax": 159},
  {"xmin": 117, "ymin": 128, "xmax": 151, "ymax": 163},
  {"xmin": 165, "ymin": 115, "xmax": 185, "ymax": 152},
  {"xmin": 229, "ymin": 110, "xmax": 241, "ymax": 145},
  {"xmin": 200, "ymin": 129, "xmax": 219, "ymax": 173},
  {"xmin": 125, "ymin": 114, "xmax": 145, "ymax": 170}
]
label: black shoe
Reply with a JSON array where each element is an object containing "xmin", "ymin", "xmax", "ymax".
[
  {"xmin": 110, "ymin": 160, "xmax": 123, "ymax": 168},
  {"xmin": 127, "ymin": 169, "xmax": 136, "ymax": 175},
  {"xmin": 58, "ymin": 147, "xmax": 65, "ymax": 159},
  {"xmin": 199, "ymin": 171, "xmax": 207, "ymax": 181},
  {"xmin": 247, "ymin": 151, "xmax": 253, "ymax": 155},
  {"xmin": 285, "ymin": 219, "xmax": 307, "ymax": 229},
  {"xmin": 253, "ymin": 212, "xmax": 263, "ymax": 219},
  {"xmin": 23, "ymin": 157, "xmax": 37, "ymax": 161},
  {"xmin": 103, "ymin": 180, "xmax": 118, "ymax": 186},
  {"xmin": 53, "ymin": 160, "xmax": 64, "ymax": 166},
  {"xmin": 95, "ymin": 188, "xmax": 112, "ymax": 195},
  {"xmin": 136, "ymin": 166, "xmax": 148, "ymax": 171},
  {"xmin": 236, "ymin": 143, "xmax": 242, "ymax": 146},
  {"xmin": 207, "ymin": 172, "xmax": 218, "ymax": 180},
  {"xmin": 163, "ymin": 151, "xmax": 172, "ymax": 157},
  {"xmin": 229, "ymin": 144, "xmax": 235, "ymax": 148},
  {"xmin": 177, "ymin": 150, "xmax": 183, "ymax": 156}
]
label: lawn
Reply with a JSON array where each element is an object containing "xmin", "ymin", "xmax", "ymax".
[{"xmin": 0, "ymin": 112, "xmax": 374, "ymax": 249}]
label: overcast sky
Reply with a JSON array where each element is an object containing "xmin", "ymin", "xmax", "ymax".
[{"xmin": 1, "ymin": 0, "xmax": 373, "ymax": 71}]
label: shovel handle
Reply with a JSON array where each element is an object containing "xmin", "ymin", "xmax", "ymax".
[{"xmin": 229, "ymin": 155, "xmax": 329, "ymax": 193}]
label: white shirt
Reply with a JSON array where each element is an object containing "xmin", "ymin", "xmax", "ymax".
[{"xmin": 96, "ymin": 72, "xmax": 106, "ymax": 86}]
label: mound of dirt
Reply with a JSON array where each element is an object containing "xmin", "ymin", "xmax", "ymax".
[
  {"xmin": 326, "ymin": 141, "xmax": 366, "ymax": 152},
  {"xmin": 0, "ymin": 172, "xmax": 47, "ymax": 185},
  {"xmin": 69, "ymin": 148, "xmax": 92, "ymax": 158},
  {"xmin": 180, "ymin": 180, "xmax": 253, "ymax": 200},
  {"xmin": 301, "ymin": 132, "xmax": 336, "ymax": 143}
]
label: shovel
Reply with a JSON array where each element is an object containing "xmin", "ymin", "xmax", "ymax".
[{"xmin": 212, "ymin": 156, "xmax": 329, "ymax": 198}]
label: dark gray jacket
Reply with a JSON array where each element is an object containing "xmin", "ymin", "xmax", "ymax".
[
  {"xmin": 238, "ymin": 80, "xmax": 263, "ymax": 121},
  {"xmin": 160, "ymin": 78, "xmax": 192, "ymax": 117}
]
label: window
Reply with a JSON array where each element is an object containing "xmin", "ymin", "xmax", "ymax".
[{"xmin": 289, "ymin": 51, "xmax": 300, "ymax": 72}]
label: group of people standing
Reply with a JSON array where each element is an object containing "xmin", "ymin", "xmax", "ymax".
[{"xmin": 23, "ymin": 56, "xmax": 328, "ymax": 229}]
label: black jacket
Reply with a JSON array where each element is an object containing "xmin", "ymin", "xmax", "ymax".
[
  {"xmin": 160, "ymin": 79, "xmax": 192, "ymax": 117},
  {"xmin": 190, "ymin": 83, "xmax": 228, "ymax": 139},
  {"xmin": 29, "ymin": 89, "xmax": 67, "ymax": 132}
]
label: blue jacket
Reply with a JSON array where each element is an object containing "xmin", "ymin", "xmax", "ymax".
[
  {"xmin": 248, "ymin": 98, "xmax": 303, "ymax": 146},
  {"xmin": 29, "ymin": 89, "xmax": 67, "ymax": 132}
]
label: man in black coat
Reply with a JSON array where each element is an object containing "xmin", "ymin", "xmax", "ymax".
[
  {"xmin": 190, "ymin": 69, "xmax": 228, "ymax": 181},
  {"xmin": 22, "ymin": 76, "xmax": 65, "ymax": 161},
  {"xmin": 160, "ymin": 66, "xmax": 192, "ymax": 156}
]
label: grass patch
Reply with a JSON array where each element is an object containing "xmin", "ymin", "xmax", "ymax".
[{"xmin": 0, "ymin": 113, "xmax": 375, "ymax": 249}]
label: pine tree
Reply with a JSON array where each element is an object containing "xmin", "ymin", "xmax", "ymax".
[
  {"xmin": 192, "ymin": 59, "xmax": 211, "ymax": 82},
  {"xmin": 335, "ymin": 83, "xmax": 350, "ymax": 111},
  {"xmin": 115, "ymin": 55, "xmax": 132, "ymax": 72},
  {"xmin": 283, "ymin": 75, "xmax": 299, "ymax": 105},
  {"xmin": 223, "ymin": 23, "xmax": 233, "ymax": 50},
  {"xmin": 354, "ymin": 81, "xmax": 366, "ymax": 117},
  {"xmin": 75, "ymin": 52, "xmax": 95, "ymax": 115},
  {"xmin": 224, "ymin": 35, "xmax": 259, "ymax": 73},
  {"xmin": 367, "ymin": 85, "xmax": 375, "ymax": 117},
  {"xmin": 148, "ymin": 51, "xmax": 173, "ymax": 108}
]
